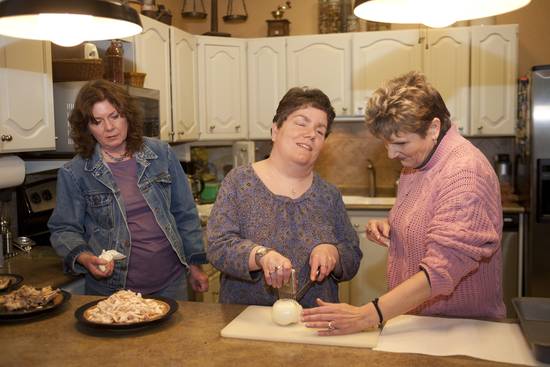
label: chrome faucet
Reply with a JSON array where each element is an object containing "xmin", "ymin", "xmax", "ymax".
[{"xmin": 366, "ymin": 159, "xmax": 376, "ymax": 197}]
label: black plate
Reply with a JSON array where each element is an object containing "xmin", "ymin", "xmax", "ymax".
[
  {"xmin": 74, "ymin": 295, "xmax": 179, "ymax": 330},
  {"xmin": 0, "ymin": 289, "xmax": 71, "ymax": 320},
  {"xmin": 0, "ymin": 274, "xmax": 23, "ymax": 293}
]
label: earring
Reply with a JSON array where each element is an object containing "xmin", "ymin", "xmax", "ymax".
[{"xmin": 433, "ymin": 139, "xmax": 437, "ymax": 146}]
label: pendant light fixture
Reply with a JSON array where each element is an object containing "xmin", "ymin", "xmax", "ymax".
[
  {"xmin": 0, "ymin": 0, "xmax": 143, "ymax": 47},
  {"xmin": 353, "ymin": 0, "xmax": 531, "ymax": 28}
]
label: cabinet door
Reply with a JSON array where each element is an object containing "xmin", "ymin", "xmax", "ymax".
[
  {"xmin": 423, "ymin": 27, "xmax": 470, "ymax": 136},
  {"xmin": 233, "ymin": 141, "xmax": 255, "ymax": 168},
  {"xmin": 197, "ymin": 37, "xmax": 248, "ymax": 140},
  {"xmin": 0, "ymin": 37, "xmax": 55, "ymax": 152},
  {"xmin": 352, "ymin": 30, "xmax": 422, "ymax": 116},
  {"xmin": 470, "ymin": 25, "xmax": 518, "ymax": 136},
  {"xmin": 344, "ymin": 210, "xmax": 389, "ymax": 307},
  {"xmin": 134, "ymin": 15, "xmax": 171, "ymax": 141},
  {"xmin": 247, "ymin": 38, "xmax": 286, "ymax": 140},
  {"xmin": 287, "ymin": 34, "xmax": 352, "ymax": 117},
  {"xmin": 170, "ymin": 27, "xmax": 199, "ymax": 142}
]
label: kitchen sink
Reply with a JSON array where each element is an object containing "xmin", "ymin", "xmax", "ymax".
[{"xmin": 342, "ymin": 196, "xmax": 396, "ymax": 206}]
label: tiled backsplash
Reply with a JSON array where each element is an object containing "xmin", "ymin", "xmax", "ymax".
[{"xmin": 314, "ymin": 121, "xmax": 516, "ymax": 196}]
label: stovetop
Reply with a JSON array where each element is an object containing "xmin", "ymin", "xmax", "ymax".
[{"xmin": 16, "ymin": 177, "xmax": 57, "ymax": 245}]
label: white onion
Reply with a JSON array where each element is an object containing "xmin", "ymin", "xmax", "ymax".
[{"xmin": 271, "ymin": 299, "xmax": 303, "ymax": 326}]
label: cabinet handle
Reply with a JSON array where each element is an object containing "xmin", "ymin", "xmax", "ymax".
[
  {"xmin": 353, "ymin": 223, "xmax": 359, "ymax": 228},
  {"xmin": 1, "ymin": 135, "xmax": 13, "ymax": 142},
  {"xmin": 478, "ymin": 126, "xmax": 483, "ymax": 130},
  {"xmin": 235, "ymin": 125, "xmax": 241, "ymax": 129},
  {"xmin": 458, "ymin": 126, "xmax": 464, "ymax": 130},
  {"xmin": 241, "ymin": 148, "xmax": 247, "ymax": 152},
  {"xmin": 357, "ymin": 106, "xmax": 363, "ymax": 111},
  {"xmin": 210, "ymin": 125, "xmax": 216, "ymax": 129},
  {"xmin": 169, "ymin": 131, "xmax": 175, "ymax": 136},
  {"xmin": 342, "ymin": 107, "xmax": 347, "ymax": 111},
  {"xmin": 178, "ymin": 131, "xmax": 184, "ymax": 135}
]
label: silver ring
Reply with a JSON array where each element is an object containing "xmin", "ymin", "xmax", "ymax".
[
  {"xmin": 328, "ymin": 322, "xmax": 334, "ymax": 331},
  {"xmin": 274, "ymin": 265, "xmax": 281, "ymax": 271},
  {"xmin": 269, "ymin": 270, "xmax": 276, "ymax": 275},
  {"xmin": 366, "ymin": 228, "xmax": 371, "ymax": 235}
]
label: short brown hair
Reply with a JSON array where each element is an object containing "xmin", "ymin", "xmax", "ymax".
[
  {"xmin": 69, "ymin": 80, "xmax": 144, "ymax": 160},
  {"xmin": 273, "ymin": 87, "xmax": 335, "ymax": 138},
  {"xmin": 365, "ymin": 70, "xmax": 451, "ymax": 140}
]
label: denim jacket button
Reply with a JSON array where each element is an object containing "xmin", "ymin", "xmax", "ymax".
[
  {"xmin": 121, "ymin": 265, "xmax": 127, "ymax": 270},
  {"xmin": 125, "ymin": 242, "xmax": 130, "ymax": 247}
]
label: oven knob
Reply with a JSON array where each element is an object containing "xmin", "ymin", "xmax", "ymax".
[
  {"xmin": 42, "ymin": 189, "xmax": 53, "ymax": 201},
  {"xmin": 31, "ymin": 192, "xmax": 42, "ymax": 204}
]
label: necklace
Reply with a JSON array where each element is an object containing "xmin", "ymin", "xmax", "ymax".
[{"xmin": 104, "ymin": 150, "xmax": 127, "ymax": 163}]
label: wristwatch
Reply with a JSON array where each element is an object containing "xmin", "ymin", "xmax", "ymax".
[{"xmin": 255, "ymin": 247, "xmax": 272, "ymax": 268}]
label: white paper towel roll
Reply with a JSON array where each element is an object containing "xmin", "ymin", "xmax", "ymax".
[{"xmin": 0, "ymin": 155, "xmax": 25, "ymax": 189}]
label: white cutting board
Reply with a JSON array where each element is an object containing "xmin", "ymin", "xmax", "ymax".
[{"xmin": 221, "ymin": 305, "xmax": 380, "ymax": 348}]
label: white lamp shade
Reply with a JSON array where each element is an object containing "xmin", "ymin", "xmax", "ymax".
[
  {"xmin": 0, "ymin": 0, "xmax": 143, "ymax": 46},
  {"xmin": 353, "ymin": 0, "xmax": 531, "ymax": 27}
]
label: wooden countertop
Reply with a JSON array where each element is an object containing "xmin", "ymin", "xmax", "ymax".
[
  {"xmin": 1, "ymin": 246, "xmax": 82, "ymax": 290},
  {"xmin": 0, "ymin": 296, "xmax": 519, "ymax": 367}
]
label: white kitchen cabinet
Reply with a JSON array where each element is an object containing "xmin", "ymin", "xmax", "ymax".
[
  {"xmin": 423, "ymin": 27, "xmax": 470, "ymax": 135},
  {"xmin": 287, "ymin": 34, "xmax": 352, "ymax": 117},
  {"xmin": 170, "ymin": 27, "xmax": 199, "ymax": 142},
  {"xmin": 133, "ymin": 15, "xmax": 172, "ymax": 142},
  {"xmin": 470, "ymin": 25, "xmax": 518, "ymax": 137},
  {"xmin": 233, "ymin": 141, "xmax": 255, "ymax": 168},
  {"xmin": 0, "ymin": 36, "xmax": 55, "ymax": 153},
  {"xmin": 352, "ymin": 30, "xmax": 422, "ymax": 117},
  {"xmin": 352, "ymin": 28, "xmax": 469, "ymax": 132},
  {"xmin": 247, "ymin": 38, "xmax": 286, "ymax": 140},
  {"xmin": 341, "ymin": 210, "xmax": 389, "ymax": 307},
  {"xmin": 197, "ymin": 36, "xmax": 248, "ymax": 141}
]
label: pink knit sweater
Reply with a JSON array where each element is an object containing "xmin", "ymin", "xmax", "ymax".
[{"xmin": 388, "ymin": 124, "xmax": 506, "ymax": 318}]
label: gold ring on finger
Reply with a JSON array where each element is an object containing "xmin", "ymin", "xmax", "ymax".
[{"xmin": 366, "ymin": 228, "xmax": 371, "ymax": 235}]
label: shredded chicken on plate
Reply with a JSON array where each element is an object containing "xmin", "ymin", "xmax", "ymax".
[
  {"xmin": 0, "ymin": 276, "xmax": 11, "ymax": 290},
  {"xmin": 86, "ymin": 290, "xmax": 166, "ymax": 324},
  {"xmin": 0, "ymin": 285, "xmax": 60, "ymax": 311}
]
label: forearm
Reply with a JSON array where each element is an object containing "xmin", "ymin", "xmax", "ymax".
[{"xmin": 368, "ymin": 271, "xmax": 431, "ymax": 323}]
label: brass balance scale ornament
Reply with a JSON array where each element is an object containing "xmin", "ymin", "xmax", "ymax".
[
  {"xmin": 181, "ymin": 0, "xmax": 248, "ymax": 37},
  {"xmin": 267, "ymin": 1, "xmax": 291, "ymax": 37}
]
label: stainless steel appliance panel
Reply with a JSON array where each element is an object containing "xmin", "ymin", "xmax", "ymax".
[{"xmin": 516, "ymin": 65, "xmax": 550, "ymax": 298}]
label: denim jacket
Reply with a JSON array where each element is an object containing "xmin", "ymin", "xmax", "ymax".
[{"xmin": 48, "ymin": 137, "xmax": 206, "ymax": 294}]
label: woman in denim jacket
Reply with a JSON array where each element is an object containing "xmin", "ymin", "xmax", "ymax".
[{"xmin": 48, "ymin": 80, "xmax": 208, "ymax": 301}]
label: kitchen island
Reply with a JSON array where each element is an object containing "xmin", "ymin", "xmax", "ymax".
[{"xmin": 0, "ymin": 296, "xmax": 520, "ymax": 367}]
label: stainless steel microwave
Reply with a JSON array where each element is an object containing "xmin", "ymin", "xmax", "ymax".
[{"xmin": 53, "ymin": 81, "xmax": 160, "ymax": 153}]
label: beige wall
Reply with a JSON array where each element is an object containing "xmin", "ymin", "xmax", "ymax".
[{"xmin": 158, "ymin": 0, "xmax": 549, "ymax": 75}]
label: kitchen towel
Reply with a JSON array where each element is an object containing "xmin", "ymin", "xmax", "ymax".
[
  {"xmin": 0, "ymin": 155, "xmax": 25, "ymax": 190},
  {"xmin": 374, "ymin": 315, "xmax": 547, "ymax": 366}
]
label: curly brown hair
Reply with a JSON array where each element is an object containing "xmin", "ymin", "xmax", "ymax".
[
  {"xmin": 272, "ymin": 87, "xmax": 336, "ymax": 138},
  {"xmin": 69, "ymin": 80, "xmax": 144, "ymax": 160},
  {"xmin": 365, "ymin": 70, "xmax": 451, "ymax": 140}
]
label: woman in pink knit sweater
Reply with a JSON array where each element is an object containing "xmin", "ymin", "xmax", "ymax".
[{"xmin": 301, "ymin": 70, "xmax": 505, "ymax": 335}]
